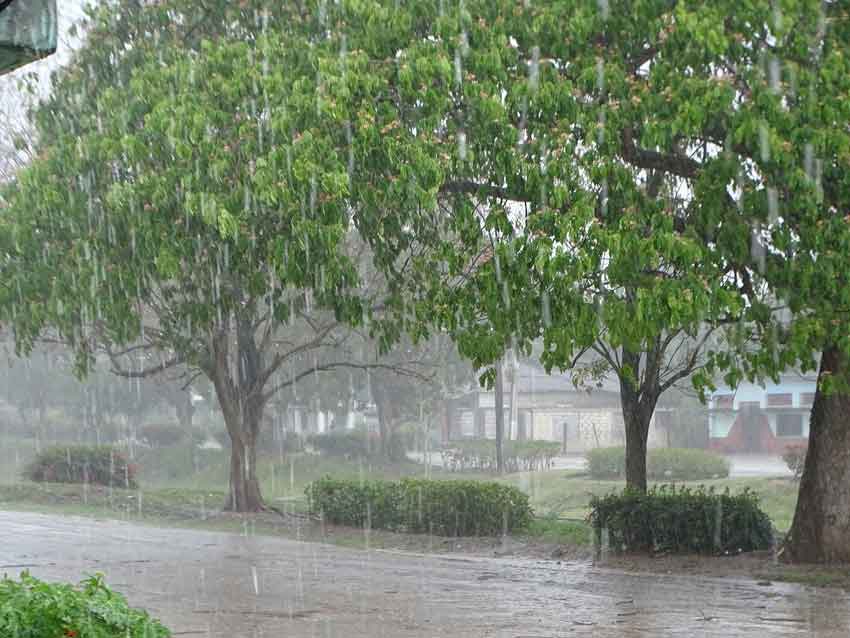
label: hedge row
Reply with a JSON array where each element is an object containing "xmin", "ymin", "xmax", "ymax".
[
  {"xmin": 307, "ymin": 430, "xmax": 405, "ymax": 460},
  {"xmin": 24, "ymin": 445, "xmax": 138, "ymax": 489},
  {"xmin": 441, "ymin": 439, "xmax": 560, "ymax": 473},
  {"xmin": 589, "ymin": 486, "xmax": 773, "ymax": 554},
  {"xmin": 586, "ymin": 447, "xmax": 730, "ymax": 480},
  {"xmin": 306, "ymin": 476, "xmax": 533, "ymax": 536}
]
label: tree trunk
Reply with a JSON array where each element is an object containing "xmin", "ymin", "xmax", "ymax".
[
  {"xmin": 508, "ymin": 351, "xmax": 519, "ymax": 442},
  {"xmin": 175, "ymin": 391, "xmax": 195, "ymax": 430},
  {"xmin": 495, "ymin": 358, "xmax": 505, "ymax": 474},
  {"xmin": 212, "ymin": 318, "xmax": 269, "ymax": 513},
  {"xmin": 785, "ymin": 345, "xmax": 850, "ymax": 563},
  {"xmin": 624, "ymin": 407, "xmax": 651, "ymax": 492},
  {"xmin": 372, "ymin": 375, "xmax": 400, "ymax": 461},
  {"xmin": 226, "ymin": 428, "xmax": 264, "ymax": 512},
  {"xmin": 619, "ymin": 348, "xmax": 657, "ymax": 493}
]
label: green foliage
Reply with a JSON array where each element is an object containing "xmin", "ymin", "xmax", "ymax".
[
  {"xmin": 442, "ymin": 439, "xmax": 560, "ymax": 473},
  {"xmin": 0, "ymin": 572, "xmax": 170, "ymax": 637},
  {"xmin": 24, "ymin": 445, "xmax": 138, "ymax": 489},
  {"xmin": 586, "ymin": 447, "xmax": 729, "ymax": 481},
  {"xmin": 782, "ymin": 445, "xmax": 807, "ymax": 480},
  {"xmin": 306, "ymin": 476, "xmax": 532, "ymax": 536},
  {"xmin": 589, "ymin": 486, "xmax": 773, "ymax": 555},
  {"xmin": 139, "ymin": 424, "xmax": 186, "ymax": 448}
]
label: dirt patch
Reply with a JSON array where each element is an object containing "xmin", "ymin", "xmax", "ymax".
[{"xmin": 596, "ymin": 550, "xmax": 850, "ymax": 590}]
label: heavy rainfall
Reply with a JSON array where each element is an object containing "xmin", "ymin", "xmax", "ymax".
[{"xmin": 0, "ymin": 0, "xmax": 849, "ymax": 636}]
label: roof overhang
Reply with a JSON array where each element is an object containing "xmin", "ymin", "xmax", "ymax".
[{"xmin": 0, "ymin": 0, "xmax": 57, "ymax": 76}]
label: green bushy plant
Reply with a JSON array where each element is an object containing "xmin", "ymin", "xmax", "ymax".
[
  {"xmin": 306, "ymin": 476, "xmax": 532, "ymax": 536},
  {"xmin": 589, "ymin": 485, "xmax": 773, "ymax": 554},
  {"xmin": 584, "ymin": 446, "xmax": 626, "ymax": 479},
  {"xmin": 24, "ymin": 445, "xmax": 138, "ymax": 488},
  {"xmin": 0, "ymin": 572, "xmax": 170, "ymax": 637},
  {"xmin": 139, "ymin": 423, "xmax": 187, "ymax": 448},
  {"xmin": 308, "ymin": 431, "xmax": 374, "ymax": 458},
  {"xmin": 586, "ymin": 447, "xmax": 730, "ymax": 480}
]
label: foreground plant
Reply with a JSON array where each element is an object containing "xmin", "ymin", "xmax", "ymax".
[{"xmin": 0, "ymin": 572, "xmax": 170, "ymax": 638}]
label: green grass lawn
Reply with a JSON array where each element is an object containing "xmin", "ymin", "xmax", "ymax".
[
  {"xmin": 2, "ymin": 438, "xmax": 800, "ymax": 537},
  {"xmin": 507, "ymin": 471, "xmax": 799, "ymax": 532}
]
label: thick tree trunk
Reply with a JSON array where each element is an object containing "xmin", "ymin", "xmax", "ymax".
[
  {"xmin": 212, "ymin": 318, "xmax": 270, "ymax": 513},
  {"xmin": 619, "ymin": 348, "xmax": 658, "ymax": 493},
  {"xmin": 225, "ymin": 428, "xmax": 264, "ymax": 512},
  {"xmin": 495, "ymin": 358, "xmax": 505, "ymax": 474},
  {"xmin": 785, "ymin": 345, "xmax": 850, "ymax": 563},
  {"xmin": 624, "ymin": 407, "xmax": 651, "ymax": 492}
]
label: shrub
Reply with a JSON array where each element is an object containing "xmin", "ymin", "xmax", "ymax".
[
  {"xmin": 0, "ymin": 572, "xmax": 170, "ymax": 637},
  {"xmin": 441, "ymin": 439, "xmax": 560, "ymax": 473},
  {"xmin": 308, "ymin": 431, "xmax": 374, "ymax": 458},
  {"xmin": 585, "ymin": 446, "xmax": 626, "ymax": 479},
  {"xmin": 139, "ymin": 423, "xmax": 187, "ymax": 448},
  {"xmin": 589, "ymin": 485, "xmax": 773, "ymax": 554},
  {"xmin": 24, "ymin": 445, "xmax": 138, "ymax": 489},
  {"xmin": 782, "ymin": 444, "xmax": 807, "ymax": 479},
  {"xmin": 586, "ymin": 447, "xmax": 730, "ymax": 480},
  {"xmin": 305, "ymin": 476, "xmax": 533, "ymax": 536}
]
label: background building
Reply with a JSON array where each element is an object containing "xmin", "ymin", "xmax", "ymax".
[{"xmin": 708, "ymin": 373, "xmax": 815, "ymax": 454}]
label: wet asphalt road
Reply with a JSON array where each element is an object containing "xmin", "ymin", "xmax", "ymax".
[{"xmin": 1, "ymin": 511, "xmax": 848, "ymax": 637}]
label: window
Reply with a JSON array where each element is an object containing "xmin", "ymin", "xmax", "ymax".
[
  {"xmin": 767, "ymin": 393, "xmax": 792, "ymax": 407},
  {"xmin": 776, "ymin": 413, "xmax": 803, "ymax": 437},
  {"xmin": 800, "ymin": 392, "xmax": 816, "ymax": 406},
  {"xmin": 714, "ymin": 394, "xmax": 734, "ymax": 409}
]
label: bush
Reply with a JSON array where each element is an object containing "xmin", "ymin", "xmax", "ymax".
[
  {"xmin": 24, "ymin": 445, "xmax": 138, "ymax": 489},
  {"xmin": 782, "ymin": 444, "xmax": 807, "ymax": 479},
  {"xmin": 441, "ymin": 439, "xmax": 560, "ymax": 473},
  {"xmin": 586, "ymin": 447, "xmax": 730, "ymax": 480},
  {"xmin": 305, "ymin": 476, "xmax": 533, "ymax": 536},
  {"xmin": 139, "ymin": 423, "xmax": 187, "ymax": 448},
  {"xmin": 0, "ymin": 572, "xmax": 170, "ymax": 637},
  {"xmin": 589, "ymin": 485, "xmax": 773, "ymax": 554},
  {"xmin": 308, "ymin": 431, "xmax": 374, "ymax": 458}
]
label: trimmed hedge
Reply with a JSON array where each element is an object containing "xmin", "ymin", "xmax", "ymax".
[
  {"xmin": 589, "ymin": 485, "xmax": 773, "ymax": 554},
  {"xmin": 308, "ymin": 431, "xmax": 373, "ymax": 457},
  {"xmin": 308, "ymin": 430, "xmax": 406, "ymax": 460},
  {"xmin": 24, "ymin": 445, "xmax": 138, "ymax": 489},
  {"xmin": 305, "ymin": 476, "xmax": 533, "ymax": 536},
  {"xmin": 442, "ymin": 439, "xmax": 560, "ymax": 473},
  {"xmin": 0, "ymin": 572, "xmax": 170, "ymax": 637},
  {"xmin": 586, "ymin": 446, "xmax": 730, "ymax": 480}
]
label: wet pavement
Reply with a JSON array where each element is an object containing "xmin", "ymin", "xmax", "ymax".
[{"xmin": 1, "ymin": 510, "xmax": 847, "ymax": 637}]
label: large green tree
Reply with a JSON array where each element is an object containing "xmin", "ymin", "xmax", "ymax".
[
  {"xmin": 0, "ymin": 2, "xmax": 395, "ymax": 511},
  {"xmin": 299, "ymin": 0, "xmax": 850, "ymax": 562},
  {"xmin": 294, "ymin": 0, "xmax": 747, "ymax": 490}
]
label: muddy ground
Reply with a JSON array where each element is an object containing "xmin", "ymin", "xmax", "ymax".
[{"xmin": 2, "ymin": 511, "xmax": 849, "ymax": 637}]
